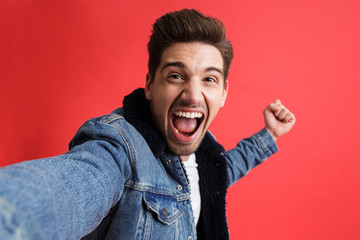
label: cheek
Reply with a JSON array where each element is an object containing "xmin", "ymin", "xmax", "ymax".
[
  {"xmin": 151, "ymin": 92, "xmax": 173, "ymax": 122},
  {"xmin": 205, "ymin": 91, "xmax": 224, "ymax": 120},
  {"xmin": 157, "ymin": 87, "xmax": 178, "ymax": 108},
  {"xmin": 205, "ymin": 89, "xmax": 224, "ymax": 107}
]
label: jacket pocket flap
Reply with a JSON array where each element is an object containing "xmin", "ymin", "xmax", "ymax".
[{"xmin": 143, "ymin": 191, "xmax": 182, "ymax": 225}]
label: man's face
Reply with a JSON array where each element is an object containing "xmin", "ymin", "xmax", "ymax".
[{"xmin": 145, "ymin": 42, "xmax": 228, "ymax": 160}]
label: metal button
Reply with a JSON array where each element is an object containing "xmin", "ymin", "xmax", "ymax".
[
  {"xmin": 161, "ymin": 208, "xmax": 169, "ymax": 216},
  {"xmin": 188, "ymin": 237, "xmax": 193, "ymax": 240},
  {"xmin": 166, "ymin": 159, "xmax": 171, "ymax": 164},
  {"xmin": 177, "ymin": 185, "xmax": 183, "ymax": 191}
]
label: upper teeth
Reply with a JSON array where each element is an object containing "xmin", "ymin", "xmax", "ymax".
[{"xmin": 174, "ymin": 111, "xmax": 203, "ymax": 119}]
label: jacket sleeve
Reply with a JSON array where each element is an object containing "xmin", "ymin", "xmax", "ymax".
[
  {"xmin": 0, "ymin": 115, "xmax": 132, "ymax": 240},
  {"xmin": 225, "ymin": 128, "xmax": 279, "ymax": 187}
]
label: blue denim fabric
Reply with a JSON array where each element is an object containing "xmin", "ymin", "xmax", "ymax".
[
  {"xmin": 225, "ymin": 128, "xmax": 279, "ymax": 187},
  {"xmin": 0, "ymin": 112, "xmax": 278, "ymax": 239}
]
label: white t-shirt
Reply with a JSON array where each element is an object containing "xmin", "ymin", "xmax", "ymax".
[{"xmin": 182, "ymin": 153, "xmax": 201, "ymax": 225}]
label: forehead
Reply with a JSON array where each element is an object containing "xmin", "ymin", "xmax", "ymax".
[{"xmin": 159, "ymin": 42, "xmax": 224, "ymax": 73}]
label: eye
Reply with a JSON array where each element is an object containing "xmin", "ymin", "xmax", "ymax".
[
  {"xmin": 204, "ymin": 77, "xmax": 217, "ymax": 83},
  {"xmin": 169, "ymin": 74, "xmax": 181, "ymax": 79},
  {"xmin": 167, "ymin": 73, "xmax": 184, "ymax": 82}
]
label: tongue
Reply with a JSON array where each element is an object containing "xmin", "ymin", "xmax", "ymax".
[{"xmin": 173, "ymin": 117, "xmax": 197, "ymax": 134}]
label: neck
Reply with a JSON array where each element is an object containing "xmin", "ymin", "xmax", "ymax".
[{"xmin": 180, "ymin": 155, "xmax": 190, "ymax": 162}]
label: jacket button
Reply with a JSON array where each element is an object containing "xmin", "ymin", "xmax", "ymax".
[
  {"xmin": 188, "ymin": 237, "xmax": 193, "ymax": 240},
  {"xmin": 166, "ymin": 159, "xmax": 171, "ymax": 164},
  {"xmin": 177, "ymin": 185, "xmax": 183, "ymax": 191},
  {"xmin": 161, "ymin": 208, "xmax": 169, "ymax": 216}
]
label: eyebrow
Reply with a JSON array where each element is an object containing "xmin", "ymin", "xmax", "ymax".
[
  {"xmin": 160, "ymin": 62, "xmax": 186, "ymax": 73},
  {"xmin": 160, "ymin": 61, "xmax": 224, "ymax": 76},
  {"xmin": 205, "ymin": 66, "xmax": 224, "ymax": 76}
]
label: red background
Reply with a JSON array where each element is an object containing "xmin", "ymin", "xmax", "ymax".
[{"xmin": 1, "ymin": 0, "xmax": 359, "ymax": 239}]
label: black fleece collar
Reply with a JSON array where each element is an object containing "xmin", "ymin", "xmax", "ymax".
[{"xmin": 122, "ymin": 88, "xmax": 166, "ymax": 159}]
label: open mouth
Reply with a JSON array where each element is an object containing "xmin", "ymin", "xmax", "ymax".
[{"xmin": 171, "ymin": 110, "xmax": 204, "ymax": 137}]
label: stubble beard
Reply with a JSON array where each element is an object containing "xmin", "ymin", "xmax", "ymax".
[{"xmin": 166, "ymin": 134, "xmax": 204, "ymax": 157}]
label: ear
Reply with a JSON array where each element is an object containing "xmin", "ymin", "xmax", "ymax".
[
  {"xmin": 220, "ymin": 80, "xmax": 229, "ymax": 107},
  {"xmin": 145, "ymin": 73, "xmax": 153, "ymax": 101}
]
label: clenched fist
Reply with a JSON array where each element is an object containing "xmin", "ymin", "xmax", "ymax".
[{"xmin": 264, "ymin": 99, "xmax": 296, "ymax": 141}]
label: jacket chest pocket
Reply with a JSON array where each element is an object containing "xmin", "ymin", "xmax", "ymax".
[{"xmin": 143, "ymin": 191, "xmax": 183, "ymax": 225}]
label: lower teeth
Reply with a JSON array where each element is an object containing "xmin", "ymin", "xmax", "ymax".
[{"xmin": 174, "ymin": 127, "xmax": 195, "ymax": 136}]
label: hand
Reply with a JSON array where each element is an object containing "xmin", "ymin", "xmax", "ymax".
[{"xmin": 263, "ymin": 99, "xmax": 296, "ymax": 141}]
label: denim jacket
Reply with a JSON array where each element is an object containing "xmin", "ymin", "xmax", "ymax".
[{"xmin": 0, "ymin": 89, "xmax": 278, "ymax": 240}]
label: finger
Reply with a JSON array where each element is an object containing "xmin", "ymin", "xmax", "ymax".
[
  {"xmin": 288, "ymin": 112, "xmax": 296, "ymax": 124},
  {"xmin": 273, "ymin": 99, "xmax": 281, "ymax": 106},
  {"xmin": 283, "ymin": 113, "xmax": 293, "ymax": 123},
  {"xmin": 284, "ymin": 112, "xmax": 296, "ymax": 123},
  {"xmin": 277, "ymin": 108, "xmax": 289, "ymax": 120},
  {"xmin": 268, "ymin": 102, "xmax": 281, "ymax": 113},
  {"xmin": 273, "ymin": 105, "xmax": 283, "ymax": 117}
]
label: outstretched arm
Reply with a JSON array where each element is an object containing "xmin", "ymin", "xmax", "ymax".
[
  {"xmin": 225, "ymin": 99, "xmax": 296, "ymax": 186},
  {"xmin": 264, "ymin": 99, "xmax": 296, "ymax": 141},
  {"xmin": 0, "ymin": 116, "xmax": 132, "ymax": 239}
]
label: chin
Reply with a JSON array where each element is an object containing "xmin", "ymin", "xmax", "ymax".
[{"xmin": 168, "ymin": 140, "xmax": 202, "ymax": 157}]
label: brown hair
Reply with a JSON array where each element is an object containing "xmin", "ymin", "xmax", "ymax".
[{"xmin": 147, "ymin": 9, "xmax": 234, "ymax": 84}]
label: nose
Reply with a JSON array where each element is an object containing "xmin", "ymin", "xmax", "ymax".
[{"xmin": 181, "ymin": 78, "xmax": 204, "ymax": 105}]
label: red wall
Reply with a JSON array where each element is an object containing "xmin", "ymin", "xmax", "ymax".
[{"xmin": 1, "ymin": 0, "xmax": 359, "ymax": 239}]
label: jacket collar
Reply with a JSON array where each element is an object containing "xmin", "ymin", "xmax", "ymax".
[{"xmin": 122, "ymin": 88, "xmax": 166, "ymax": 159}]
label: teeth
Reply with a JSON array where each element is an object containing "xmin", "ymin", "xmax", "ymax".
[{"xmin": 174, "ymin": 111, "xmax": 203, "ymax": 119}]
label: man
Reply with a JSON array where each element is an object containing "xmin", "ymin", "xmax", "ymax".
[{"xmin": 0, "ymin": 9, "xmax": 295, "ymax": 240}]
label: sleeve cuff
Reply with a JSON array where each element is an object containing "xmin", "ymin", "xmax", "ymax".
[{"xmin": 253, "ymin": 128, "xmax": 279, "ymax": 158}]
